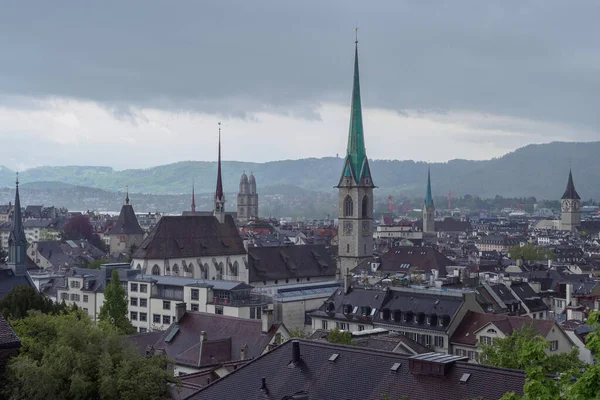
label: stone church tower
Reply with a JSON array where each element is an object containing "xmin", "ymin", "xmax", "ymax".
[
  {"xmin": 561, "ymin": 169, "xmax": 581, "ymax": 232},
  {"xmin": 337, "ymin": 40, "xmax": 374, "ymax": 273},
  {"xmin": 237, "ymin": 172, "xmax": 258, "ymax": 221},
  {"xmin": 423, "ymin": 167, "xmax": 435, "ymax": 234}
]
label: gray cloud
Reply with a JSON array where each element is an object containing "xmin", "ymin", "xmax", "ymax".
[{"xmin": 1, "ymin": 1, "xmax": 600, "ymax": 130}]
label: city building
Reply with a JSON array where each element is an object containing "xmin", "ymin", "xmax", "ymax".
[
  {"xmin": 107, "ymin": 191, "xmax": 145, "ymax": 255},
  {"xmin": 337, "ymin": 39, "xmax": 375, "ymax": 274}
]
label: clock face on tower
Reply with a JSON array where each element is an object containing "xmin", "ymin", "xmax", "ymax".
[
  {"xmin": 343, "ymin": 221, "xmax": 353, "ymax": 236},
  {"xmin": 562, "ymin": 200, "xmax": 571, "ymax": 212}
]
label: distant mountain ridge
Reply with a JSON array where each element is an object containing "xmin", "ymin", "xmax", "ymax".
[{"xmin": 1, "ymin": 141, "xmax": 598, "ymax": 200}]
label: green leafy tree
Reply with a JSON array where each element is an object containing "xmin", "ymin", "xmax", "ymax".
[
  {"xmin": 0, "ymin": 248, "xmax": 7, "ymax": 263},
  {"xmin": 0, "ymin": 285, "xmax": 57, "ymax": 319},
  {"xmin": 480, "ymin": 324, "xmax": 584, "ymax": 376},
  {"xmin": 327, "ymin": 327, "xmax": 354, "ymax": 345},
  {"xmin": 508, "ymin": 244, "xmax": 556, "ymax": 262},
  {"xmin": 3, "ymin": 310, "xmax": 175, "ymax": 399},
  {"xmin": 288, "ymin": 328, "xmax": 308, "ymax": 338},
  {"xmin": 99, "ymin": 269, "xmax": 135, "ymax": 334},
  {"xmin": 88, "ymin": 258, "xmax": 110, "ymax": 270}
]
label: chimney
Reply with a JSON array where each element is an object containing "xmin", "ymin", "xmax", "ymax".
[
  {"xmin": 260, "ymin": 377, "xmax": 269, "ymax": 394},
  {"xmin": 344, "ymin": 268, "xmax": 352, "ymax": 294},
  {"xmin": 198, "ymin": 331, "xmax": 207, "ymax": 368},
  {"xmin": 566, "ymin": 283, "xmax": 573, "ymax": 307},
  {"xmin": 240, "ymin": 344, "xmax": 248, "ymax": 360},
  {"xmin": 262, "ymin": 306, "xmax": 274, "ymax": 334},
  {"xmin": 175, "ymin": 302, "xmax": 186, "ymax": 323},
  {"xmin": 292, "ymin": 340, "xmax": 301, "ymax": 364}
]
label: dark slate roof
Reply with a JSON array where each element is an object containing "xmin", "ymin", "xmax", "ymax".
[
  {"xmin": 309, "ymin": 287, "xmax": 387, "ymax": 325},
  {"xmin": 108, "ymin": 204, "xmax": 144, "ymax": 235},
  {"xmin": 488, "ymin": 283, "xmax": 521, "ymax": 305},
  {"xmin": 35, "ymin": 241, "xmax": 106, "ymax": 269},
  {"xmin": 126, "ymin": 331, "xmax": 164, "ymax": 355},
  {"xmin": 509, "ymin": 282, "xmax": 548, "ymax": 312},
  {"xmin": 451, "ymin": 311, "xmax": 557, "ymax": 347},
  {"xmin": 188, "ymin": 340, "xmax": 526, "ymax": 400},
  {"xmin": 416, "ymin": 218, "xmax": 473, "ymax": 232},
  {"xmin": 0, "ymin": 312, "xmax": 20, "ymax": 350},
  {"xmin": 153, "ymin": 311, "xmax": 280, "ymax": 368},
  {"xmin": 0, "ymin": 269, "xmax": 34, "ymax": 301},
  {"xmin": 375, "ymin": 289, "xmax": 465, "ymax": 332},
  {"xmin": 369, "ymin": 246, "xmax": 453, "ymax": 277},
  {"xmin": 133, "ymin": 215, "xmax": 245, "ymax": 259},
  {"xmin": 562, "ymin": 170, "xmax": 581, "ymax": 200},
  {"xmin": 354, "ymin": 332, "xmax": 430, "ymax": 354},
  {"xmin": 247, "ymin": 245, "xmax": 337, "ymax": 283}
]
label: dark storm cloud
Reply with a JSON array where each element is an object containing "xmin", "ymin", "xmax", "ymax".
[{"xmin": 1, "ymin": 0, "xmax": 600, "ymax": 129}]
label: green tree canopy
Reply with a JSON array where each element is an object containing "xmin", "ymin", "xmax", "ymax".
[
  {"xmin": 327, "ymin": 328, "xmax": 354, "ymax": 345},
  {"xmin": 508, "ymin": 244, "xmax": 556, "ymax": 262},
  {"xmin": 99, "ymin": 269, "xmax": 135, "ymax": 334},
  {"xmin": 88, "ymin": 258, "xmax": 110, "ymax": 270},
  {"xmin": 0, "ymin": 285, "xmax": 59, "ymax": 320},
  {"xmin": 4, "ymin": 310, "xmax": 174, "ymax": 399}
]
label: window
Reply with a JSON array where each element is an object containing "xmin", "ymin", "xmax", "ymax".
[
  {"xmin": 215, "ymin": 306, "xmax": 224, "ymax": 315},
  {"xmin": 550, "ymin": 340, "xmax": 558, "ymax": 351},
  {"xmin": 151, "ymin": 265, "xmax": 160, "ymax": 276},
  {"xmin": 162, "ymin": 315, "xmax": 171, "ymax": 324},
  {"xmin": 434, "ymin": 336, "xmax": 444, "ymax": 348},
  {"xmin": 468, "ymin": 351, "xmax": 478, "ymax": 360},
  {"xmin": 70, "ymin": 294, "xmax": 80, "ymax": 302},
  {"xmin": 139, "ymin": 312, "xmax": 147, "ymax": 322},
  {"xmin": 344, "ymin": 195, "xmax": 353, "ymax": 217},
  {"xmin": 480, "ymin": 336, "xmax": 493, "ymax": 346},
  {"xmin": 130, "ymin": 283, "xmax": 138, "ymax": 292},
  {"xmin": 163, "ymin": 300, "xmax": 170, "ymax": 310},
  {"xmin": 139, "ymin": 298, "xmax": 147, "ymax": 307},
  {"xmin": 359, "ymin": 325, "xmax": 365, "ymax": 331},
  {"xmin": 83, "ymin": 308, "xmax": 88, "ymax": 312},
  {"xmin": 130, "ymin": 297, "xmax": 138, "ymax": 307},
  {"xmin": 362, "ymin": 195, "xmax": 369, "ymax": 218},
  {"xmin": 172, "ymin": 264, "xmax": 179, "ymax": 276},
  {"xmin": 70, "ymin": 280, "xmax": 80, "ymax": 289},
  {"xmin": 191, "ymin": 303, "xmax": 199, "ymax": 312},
  {"xmin": 153, "ymin": 314, "xmax": 160, "ymax": 323},
  {"xmin": 336, "ymin": 322, "xmax": 348, "ymax": 330},
  {"xmin": 347, "ymin": 244, "xmax": 350, "ymax": 253},
  {"xmin": 83, "ymin": 295, "xmax": 88, "ymax": 303},
  {"xmin": 321, "ymin": 320, "xmax": 328, "ymax": 330},
  {"xmin": 61, "ymin": 292, "xmax": 68, "ymax": 300},
  {"xmin": 130, "ymin": 312, "xmax": 138, "ymax": 320},
  {"xmin": 191, "ymin": 289, "xmax": 199, "ymax": 301},
  {"xmin": 140, "ymin": 284, "xmax": 148, "ymax": 293},
  {"xmin": 140, "ymin": 328, "xmax": 147, "ymax": 333}
]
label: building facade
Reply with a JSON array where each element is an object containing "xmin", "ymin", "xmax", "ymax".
[{"xmin": 337, "ymin": 40, "xmax": 374, "ymax": 274}]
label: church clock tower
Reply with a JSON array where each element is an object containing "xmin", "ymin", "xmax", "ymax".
[
  {"xmin": 561, "ymin": 169, "xmax": 581, "ymax": 232},
  {"xmin": 337, "ymin": 39, "xmax": 375, "ymax": 273}
]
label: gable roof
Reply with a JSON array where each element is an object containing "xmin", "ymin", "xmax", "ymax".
[
  {"xmin": 153, "ymin": 311, "xmax": 279, "ymax": 368},
  {"xmin": 509, "ymin": 282, "xmax": 548, "ymax": 312},
  {"xmin": 133, "ymin": 215, "xmax": 245, "ymax": 259},
  {"xmin": 450, "ymin": 311, "xmax": 559, "ymax": 347},
  {"xmin": 247, "ymin": 245, "xmax": 337, "ymax": 283},
  {"xmin": 0, "ymin": 269, "xmax": 34, "ymax": 301},
  {"xmin": 0, "ymin": 312, "xmax": 20, "ymax": 350},
  {"xmin": 188, "ymin": 340, "xmax": 526, "ymax": 400},
  {"xmin": 108, "ymin": 204, "xmax": 144, "ymax": 235},
  {"xmin": 310, "ymin": 287, "xmax": 387, "ymax": 325},
  {"xmin": 373, "ymin": 246, "xmax": 453, "ymax": 276}
]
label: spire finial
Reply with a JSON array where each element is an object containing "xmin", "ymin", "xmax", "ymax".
[
  {"xmin": 354, "ymin": 24, "xmax": 359, "ymax": 44},
  {"xmin": 15, "ymin": 172, "xmax": 19, "ymax": 187},
  {"xmin": 191, "ymin": 181, "xmax": 196, "ymax": 213},
  {"xmin": 125, "ymin": 186, "xmax": 130, "ymax": 205}
]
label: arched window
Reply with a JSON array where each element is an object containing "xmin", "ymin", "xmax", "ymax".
[
  {"xmin": 362, "ymin": 195, "xmax": 369, "ymax": 218},
  {"xmin": 231, "ymin": 261, "xmax": 239, "ymax": 276},
  {"xmin": 136, "ymin": 263, "xmax": 141, "ymax": 270},
  {"xmin": 217, "ymin": 262, "xmax": 224, "ymax": 280},
  {"xmin": 364, "ymin": 244, "xmax": 367, "ymax": 255},
  {"xmin": 344, "ymin": 196, "xmax": 353, "ymax": 217},
  {"xmin": 172, "ymin": 264, "xmax": 179, "ymax": 276},
  {"xmin": 151, "ymin": 265, "xmax": 160, "ymax": 276},
  {"xmin": 202, "ymin": 263, "xmax": 209, "ymax": 280},
  {"xmin": 347, "ymin": 244, "xmax": 350, "ymax": 253},
  {"xmin": 184, "ymin": 261, "xmax": 192, "ymax": 274}
]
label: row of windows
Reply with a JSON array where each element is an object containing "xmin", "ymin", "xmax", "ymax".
[
  {"xmin": 343, "ymin": 195, "xmax": 370, "ymax": 218},
  {"xmin": 455, "ymin": 348, "xmax": 478, "ymax": 360},
  {"xmin": 70, "ymin": 280, "xmax": 81, "ymax": 289},
  {"xmin": 130, "ymin": 297, "xmax": 148, "ymax": 307},
  {"xmin": 61, "ymin": 293, "xmax": 89, "ymax": 303},
  {"xmin": 130, "ymin": 312, "xmax": 148, "ymax": 322},
  {"xmin": 148, "ymin": 261, "xmax": 239, "ymax": 278},
  {"xmin": 130, "ymin": 283, "xmax": 148, "ymax": 293}
]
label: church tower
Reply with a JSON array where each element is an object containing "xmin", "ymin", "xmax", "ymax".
[
  {"xmin": 237, "ymin": 172, "xmax": 249, "ymax": 221},
  {"xmin": 214, "ymin": 123, "xmax": 226, "ymax": 223},
  {"xmin": 423, "ymin": 167, "xmax": 435, "ymax": 234},
  {"xmin": 337, "ymin": 39, "xmax": 374, "ymax": 273},
  {"xmin": 248, "ymin": 172, "xmax": 259, "ymax": 219},
  {"xmin": 8, "ymin": 175, "xmax": 27, "ymax": 276},
  {"xmin": 561, "ymin": 169, "xmax": 581, "ymax": 232}
]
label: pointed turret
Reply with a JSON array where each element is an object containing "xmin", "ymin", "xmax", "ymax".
[
  {"xmin": 191, "ymin": 182, "xmax": 196, "ymax": 213},
  {"xmin": 425, "ymin": 167, "xmax": 434, "ymax": 209},
  {"xmin": 214, "ymin": 123, "xmax": 225, "ymax": 223},
  {"xmin": 8, "ymin": 174, "xmax": 27, "ymax": 275},
  {"xmin": 338, "ymin": 40, "xmax": 373, "ymax": 186},
  {"xmin": 562, "ymin": 169, "xmax": 581, "ymax": 200}
]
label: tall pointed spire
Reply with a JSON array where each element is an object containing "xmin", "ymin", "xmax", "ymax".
[
  {"xmin": 9, "ymin": 172, "xmax": 27, "ymax": 275},
  {"xmin": 215, "ymin": 122, "xmax": 224, "ymax": 202},
  {"xmin": 562, "ymin": 169, "xmax": 581, "ymax": 200},
  {"xmin": 345, "ymin": 39, "xmax": 367, "ymax": 179},
  {"xmin": 12, "ymin": 173, "xmax": 23, "ymax": 240},
  {"xmin": 425, "ymin": 167, "xmax": 434, "ymax": 209},
  {"xmin": 191, "ymin": 182, "xmax": 196, "ymax": 213}
]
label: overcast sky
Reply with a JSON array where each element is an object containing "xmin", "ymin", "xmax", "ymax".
[{"xmin": 0, "ymin": 1, "xmax": 599, "ymax": 170}]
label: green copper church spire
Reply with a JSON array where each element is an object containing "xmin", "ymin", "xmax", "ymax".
[
  {"xmin": 425, "ymin": 167, "xmax": 434, "ymax": 209},
  {"xmin": 344, "ymin": 40, "xmax": 367, "ymax": 181}
]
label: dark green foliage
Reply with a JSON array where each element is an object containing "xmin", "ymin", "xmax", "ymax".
[
  {"xmin": 0, "ymin": 286, "xmax": 59, "ymax": 319},
  {"xmin": 88, "ymin": 258, "xmax": 110, "ymax": 269},
  {"xmin": 508, "ymin": 244, "xmax": 556, "ymax": 262},
  {"xmin": 98, "ymin": 269, "xmax": 135, "ymax": 334},
  {"xmin": 327, "ymin": 328, "xmax": 354, "ymax": 345},
  {"xmin": 3, "ymin": 310, "xmax": 175, "ymax": 399}
]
